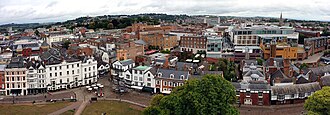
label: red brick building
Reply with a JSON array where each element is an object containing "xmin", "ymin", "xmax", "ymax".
[
  {"xmin": 304, "ymin": 37, "xmax": 328, "ymax": 56},
  {"xmin": 232, "ymin": 82, "xmax": 271, "ymax": 106},
  {"xmin": 180, "ymin": 35, "xmax": 207, "ymax": 53},
  {"xmin": 0, "ymin": 65, "xmax": 5, "ymax": 95}
]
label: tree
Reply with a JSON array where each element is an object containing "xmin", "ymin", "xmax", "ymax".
[
  {"xmin": 34, "ymin": 30, "xmax": 40, "ymax": 37},
  {"xmin": 143, "ymin": 75, "xmax": 239, "ymax": 115},
  {"xmin": 304, "ymin": 86, "xmax": 330, "ymax": 115},
  {"xmin": 299, "ymin": 63, "xmax": 308, "ymax": 70},
  {"xmin": 63, "ymin": 40, "xmax": 71, "ymax": 49},
  {"xmin": 256, "ymin": 59, "xmax": 264, "ymax": 65},
  {"xmin": 217, "ymin": 59, "xmax": 236, "ymax": 81}
]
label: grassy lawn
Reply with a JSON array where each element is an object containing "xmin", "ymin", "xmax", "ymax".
[
  {"xmin": 0, "ymin": 102, "xmax": 72, "ymax": 115},
  {"xmin": 82, "ymin": 101, "xmax": 143, "ymax": 115},
  {"xmin": 60, "ymin": 109, "xmax": 75, "ymax": 115}
]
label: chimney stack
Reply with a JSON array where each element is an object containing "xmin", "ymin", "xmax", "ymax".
[
  {"xmin": 270, "ymin": 41, "xmax": 276, "ymax": 58},
  {"xmin": 163, "ymin": 55, "xmax": 169, "ymax": 69}
]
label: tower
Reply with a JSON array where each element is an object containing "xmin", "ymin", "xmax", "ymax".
[
  {"xmin": 279, "ymin": 12, "xmax": 284, "ymax": 26},
  {"xmin": 217, "ymin": 17, "xmax": 221, "ymax": 24},
  {"xmin": 270, "ymin": 40, "xmax": 277, "ymax": 58}
]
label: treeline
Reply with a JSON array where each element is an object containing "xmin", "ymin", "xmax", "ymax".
[{"xmin": 67, "ymin": 16, "xmax": 160, "ymax": 30}]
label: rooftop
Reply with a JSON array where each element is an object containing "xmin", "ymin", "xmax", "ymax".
[{"xmin": 133, "ymin": 66, "xmax": 151, "ymax": 71}]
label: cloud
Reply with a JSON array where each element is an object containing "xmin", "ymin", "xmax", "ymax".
[{"xmin": 0, "ymin": 0, "xmax": 329, "ymax": 24}]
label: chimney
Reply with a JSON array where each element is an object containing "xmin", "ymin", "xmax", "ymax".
[
  {"xmin": 269, "ymin": 57, "xmax": 275, "ymax": 66},
  {"xmin": 163, "ymin": 56, "xmax": 169, "ymax": 69},
  {"xmin": 270, "ymin": 41, "xmax": 276, "ymax": 58},
  {"xmin": 245, "ymin": 47, "xmax": 250, "ymax": 60}
]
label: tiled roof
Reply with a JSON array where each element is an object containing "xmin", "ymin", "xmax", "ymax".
[
  {"xmin": 271, "ymin": 82, "xmax": 321, "ymax": 95},
  {"xmin": 157, "ymin": 69, "xmax": 189, "ymax": 80},
  {"xmin": 120, "ymin": 59, "xmax": 134, "ymax": 66}
]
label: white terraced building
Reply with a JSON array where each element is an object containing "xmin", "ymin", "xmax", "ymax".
[{"xmin": 40, "ymin": 48, "xmax": 98, "ymax": 91}]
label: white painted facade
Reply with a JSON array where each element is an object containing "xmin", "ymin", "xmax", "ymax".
[
  {"xmin": 81, "ymin": 58, "xmax": 98, "ymax": 85},
  {"xmin": 5, "ymin": 68, "xmax": 28, "ymax": 96},
  {"xmin": 46, "ymin": 58, "xmax": 98, "ymax": 91},
  {"xmin": 131, "ymin": 66, "xmax": 155, "ymax": 88},
  {"xmin": 46, "ymin": 60, "xmax": 82, "ymax": 91},
  {"xmin": 26, "ymin": 65, "xmax": 47, "ymax": 94}
]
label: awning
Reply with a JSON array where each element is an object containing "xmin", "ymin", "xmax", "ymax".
[
  {"xmin": 162, "ymin": 91, "xmax": 171, "ymax": 94},
  {"xmin": 131, "ymin": 86, "xmax": 143, "ymax": 90}
]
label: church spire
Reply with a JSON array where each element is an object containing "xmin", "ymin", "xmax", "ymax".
[{"xmin": 279, "ymin": 12, "xmax": 284, "ymax": 26}]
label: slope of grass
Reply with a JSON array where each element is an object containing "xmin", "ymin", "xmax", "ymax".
[
  {"xmin": 0, "ymin": 102, "xmax": 71, "ymax": 115},
  {"xmin": 82, "ymin": 101, "xmax": 143, "ymax": 115}
]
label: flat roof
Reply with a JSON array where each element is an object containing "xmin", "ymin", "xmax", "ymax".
[{"xmin": 134, "ymin": 66, "xmax": 150, "ymax": 71}]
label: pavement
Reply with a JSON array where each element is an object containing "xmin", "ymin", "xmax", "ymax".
[
  {"xmin": 48, "ymin": 101, "xmax": 82, "ymax": 115},
  {"xmin": 239, "ymin": 103, "xmax": 306, "ymax": 115}
]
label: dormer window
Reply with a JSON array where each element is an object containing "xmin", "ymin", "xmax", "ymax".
[
  {"xmin": 180, "ymin": 75, "xmax": 184, "ymax": 80},
  {"xmin": 158, "ymin": 73, "xmax": 162, "ymax": 77},
  {"xmin": 170, "ymin": 74, "xmax": 174, "ymax": 79}
]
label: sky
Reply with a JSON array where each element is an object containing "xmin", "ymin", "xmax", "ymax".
[{"xmin": 0, "ymin": 0, "xmax": 330, "ymax": 24}]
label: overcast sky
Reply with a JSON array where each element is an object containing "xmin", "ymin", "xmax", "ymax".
[{"xmin": 0, "ymin": 0, "xmax": 329, "ymax": 24}]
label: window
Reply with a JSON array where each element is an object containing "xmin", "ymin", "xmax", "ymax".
[
  {"xmin": 93, "ymin": 66, "xmax": 95, "ymax": 70},
  {"xmin": 147, "ymin": 78, "xmax": 151, "ymax": 81},
  {"xmin": 278, "ymin": 95, "xmax": 285, "ymax": 100},
  {"xmin": 60, "ymin": 72, "xmax": 62, "ymax": 76},
  {"xmin": 6, "ymin": 77, "xmax": 9, "ymax": 81},
  {"xmin": 55, "ymin": 73, "xmax": 57, "ymax": 77},
  {"xmin": 170, "ymin": 74, "xmax": 174, "ymax": 79},
  {"xmin": 59, "ymin": 66, "xmax": 62, "ymax": 70},
  {"xmin": 55, "ymin": 67, "xmax": 57, "ymax": 70},
  {"xmin": 60, "ymin": 79, "xmax": 62, "ymax": 84},
  {"xmin": 67, "ymin": 65, "xmax": 69, "ymax": 69},
  {"xmin": 23, "ymin": 77, "xmax": 25, "ymax": 80},
  {"xmin": 169, "ymin": 82, "xmax": 172, "ymax": 86},
  {"xmin": 77, "ymin": 64, "xmax": 79, "ymax": 67},
  {"xmin": 12, "ymin": 77, "xmax": 14, "ymax": 81},
  {"xmin": 139, "ymin": 77, "xmax": 143, "ymax": 81},
  {"xmin": 50, "ymin": 73, "xmax": 52, "ymax": 77},
  {"xmin": 246, "ymin": 91, "xmax": 251, "ymax": 97},
  {"xmin": 180, "ymin": 75, "xmax": 184, "ymax": 80},
  {"xmin": 147, "ymin": 83, "xmax": 151, "ymax": 86},
  {"xmin": 72, "ymin": 65, "xmax": 74, "ymax": 68},
  {"xmin": 148, "ymin": 73, "xmax": 150, "ymax": 77},
  {"xmin": 299, "ymin": 93, "xmax": 305, "ymax": 98},
  {"xmin": 134, "ymin": 76, "xmax": 138, "ymax": 80},
  {"xmin": 258, "ymin": 92, "xmax": 263, "ymax": 96},
  {"xmin": 72, "ymin": 70, "xmax": 74, "ymax": 74},
  {"xmin": 67, "ymin": 71, "xmax": 69, "ymax": 75},
  {"xmin": 84, "ymin": 68, "xmax": 87, "ymax": 72},
  {"xmin": 89, "ymin": 67, "xmax": 91, "ymax": 71},
  {"xmin": 164, "ymin": 81, "xmax": 167, "ymax": 86},
  {"xmin": 126, "ymin": 75, "xmax": 130, "ymax": 79},
  {"xmin": 50, "ymin": 67, "xmax": 52, "ymax": 71},
  {"xmin": 23, "ymin": 71, "xmax": 25, "ymax": 74},
  {"xmin": 17, "ymin": 77, "xmax": 20, "ymax": 81},
  {"xmin": 67, "ymin": 78, "xmax": 69, "ymax": 83},
  {"xmin": 85, "ymin": 74, "xmax": 87, "ymax": 78},
  {"xmin": 156, "ymin": 80, "xmax": 160, "ymax": 85},
  {"xmin": 7, "ymin": 83, "xmax": 9, "ymax": 88},
  {"xmin": 12, "ymin": 83, "xmax": 14, "ymax": 88}
]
